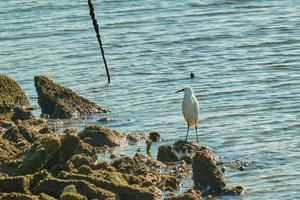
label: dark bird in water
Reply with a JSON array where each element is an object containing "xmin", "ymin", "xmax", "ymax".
[{"xmin": 190, "ymin": 72, "xmax": 195, "ymax": 79}]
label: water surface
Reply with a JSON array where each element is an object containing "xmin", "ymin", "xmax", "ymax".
[{"xmin": 1, "ymin": 0, "xmax": 300, "ymax": 199}]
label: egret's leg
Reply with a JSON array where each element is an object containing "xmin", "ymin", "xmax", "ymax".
[
  {"xmin": 185, "ymin": 123, "xmax": 190, "ymax": 142},
  {"xmin": 195, "ymin": 125, "xmax": 199, "ymax": 143}
]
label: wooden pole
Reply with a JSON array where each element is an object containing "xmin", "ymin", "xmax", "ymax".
[{"xmin": 88, "ymin": 0, "xmax": 111, "ymax": 84}]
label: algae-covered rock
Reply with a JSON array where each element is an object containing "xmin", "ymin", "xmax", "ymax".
[
  {"xmin": 221, "ymin": 185, "xmax": 245, "ymax": 195},
  {"xmin": 112, "ymin": 153, "xmax": 165, "ymax": 175},
  {"xmin": 0, "ymin": 176, "xmax": 30, "ymax": 193},
  {"xmin": 27, "ymin": 170, "xmax": 51, "ymax": 191},
  {"xmin": 157, "ymin": 145, "xmax": 180, "ymax": 163},
  {"xmin": 33, "ymin": 177, "xmax": 115, "ymax": 200},
  {"xmin": 3, "ymin": 124, "xmax": 39, "ymax": 143},
  {"xmin": 0, "ymin": 136, "xmax": 19, "ymax": 161},
  {"xmin": 165, "ymin": 188, "xmax": 202, "ymax": 200},
  {"xmin": 149, "ymin": 131, "xmax": 160, "ymax": 142},
  {"xmin": 66, "ymin": 154, "xmax": 96, "ymax": 170},
  {"xmin": 34, "ymin": 75, "xmax": 108, "ymax": 119},
  {"xmin": 59, "ymin": 185, "xmax": 88, "ymax": 200},
  {"xmin": 192, "ymin": 151, "xmax": 225, "ymax": 194},
  {"xmin": 0, "ymin": 193, "xmax": 39, "ymax": 200},
  {"xmin": 0, "ymin": 74, "xmax": 29, "ymax": 110},
  {"xmin": 11, "ymin": 107, "xmax": 35, "ymax": 122},
  {"xmin": 58, "ymin": 171, "xmax": 157, "ymax": 200},
  {"xmin": 78, "ymin": 125, "xmax": 126, "ymax": 147},
  {"xmin": 1, "ymin": 135, "xmax": 61, "ymax": 175},
  {"xmin": 0, "ymin": 193, "xmax": 56, "ymax": 200}
]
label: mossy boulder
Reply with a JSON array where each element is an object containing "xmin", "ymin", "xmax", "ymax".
[
  {"xmin": 78, "ymin": 125, "xmax": 126, "ymax": 147},
  {"xmin": 165, "ymin": 188, "xmax": 202, "ymax": 200},
  {"xmin": 59, "ymin": 185, "xmax": 88, "ymax": 200},
  {"xmin": 34, "ymin": 75, "xmax": 108, "ymax": 119},
  {"xmin": 157, "ymin": 145, "xmax": 180, "ymax": 163},
  {"xmin": 0, "ymin": 136, "xmax": 19, "ymax": 161},
  {"xmin": 0, "ymin": 74, "xmax": 29, "ymax": 110},
  {"xmin": 0, "ymin": 135, "xmax": 61, "ymax": 175},
  {"xmin": 148, "ymin": 131, "xmax": 160, "ymax": 142},
  {"xmin": 33, "ymin": 177, "xmax": 115, "ymax": 200},
  {"xmin": 0, "ymin": 176, "xmax": 30, "ymax": 193},
  {"xmin": 0, "ymin": 193, "xmax": 39, "ymax": 200},
  {"xmin": 3, "ymin": 124, "xmax": 39, "ymax": 143},
  {"xmin": 11, "ymin": 107, "xmax": 35, "ymax": 122},
  {"xmin": 192, "ymin": 151, "xmax": 225, "ymax": 194},
  {"xmin": 66, "ymin": 154, "xmax": 96, "ymax": 170},
  {"xmin": 58, "ymin": 171, "xmax": 157, "ymax": 200}
]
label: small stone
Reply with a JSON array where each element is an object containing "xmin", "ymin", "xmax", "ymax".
[
  {"xmin": 157, "ymin": 145, "xmax": 180, "ymax": 163},
  {"xmin": 149, "ymin": 131, "xmax": 161, "ymax": 142}
]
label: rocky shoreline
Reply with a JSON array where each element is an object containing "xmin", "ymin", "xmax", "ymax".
[{"xmin": 0, "ymin": 74, "xmax": 245, "ymax": 200}]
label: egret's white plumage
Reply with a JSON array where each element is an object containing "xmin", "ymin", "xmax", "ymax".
[{"xmin": 176, "ymin": 86, "xmax": 200, "ymax": 142}]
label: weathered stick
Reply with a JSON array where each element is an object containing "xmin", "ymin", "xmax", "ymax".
[{"xmin": 88, "ymin": 0, "xmax": 111, "ymax": 84}]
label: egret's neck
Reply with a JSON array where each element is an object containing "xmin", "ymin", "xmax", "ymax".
[{"xmin": 184, "ymin": 90, "xmax": 193, "ymax": 98}]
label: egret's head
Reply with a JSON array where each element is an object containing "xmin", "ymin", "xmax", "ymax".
[{"xmin": 175, "ymin": 86, "xmax": 193, "ymax": 94}]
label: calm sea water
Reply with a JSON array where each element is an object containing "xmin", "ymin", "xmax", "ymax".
[{"xmin": 1, "ymin": 0, "xmax": 300, "ymax": 199}]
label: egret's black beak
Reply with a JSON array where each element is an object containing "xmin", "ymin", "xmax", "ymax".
[{"xmin": 175, "ymin": 89, "xmax": 184, "ymax": 93}]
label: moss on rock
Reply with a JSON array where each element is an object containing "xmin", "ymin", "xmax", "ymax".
[
  {"xmin": 78, "ymin": 125, "xmax": 126, "ymax": 147},
  {"xmin": 34, "ymin": 75, "xmax": 108, "ymax": 119},
  {"xmin": 0, "ymin": 176, "xmax": 30, "ymax": 193},
  {"xmin": 3, "ymin": 124, "xmax": 39, "ymax": 143},
  {"xmin": 58, "ymin": 171, "xmax": 157, "ymax": 200},
  {"xmin": 33, "ymin": 177, "xmax": 115, "ymax": 200},
  {"xmin": 0, "ymin": 135, "xmax": 61, "ymax": 175},
  {"xmin": 0, "ymin": 74, "xmax": 29, "ymax": 110},
  {"xmin": 192, "ymin": 151, "xmax": 225, "ymax": 194},
  {"xmin": 157, "ymin": 145, "xmax": 180, "ymax": 163}
]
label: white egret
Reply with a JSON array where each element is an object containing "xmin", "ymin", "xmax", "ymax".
[{"xmin": 176, "ymin": 86, "xmax": 200, "ymax": 142}]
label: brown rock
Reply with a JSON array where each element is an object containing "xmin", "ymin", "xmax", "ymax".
[
  {"xmin": 78, "ymin": 125, "xmax": 126, "ymax": 147},
  {"xmin": 192, "ymin": 151, "xmax": 225, "ymax": 194},
  {"xmin": 157, "ymin": 145, "xmax": 180, "ymax": 163},
  {"xmin": 34, "ymin": 75, "xmax": 108, "ymax": 119}
]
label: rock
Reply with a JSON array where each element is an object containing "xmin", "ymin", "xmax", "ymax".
[
  {"xmin": 78, "ymin": 125, "xmax": 126, "ymax": 147},
  {"xmin": 60, "ymin": 185, "xmax": 88, "ymax": 200},
  {"xmin": 3, "ymin": 124, "xmax": 39, "ymax": 143},
  {"xmin": 173, "ymin": 140, "xmax": 204, "ymax": 154},
  {"xmin": 0, "ymin": 135, "xmax": 61, "ymax": 175},
  {"xmin": 148, "ymin": 131, "xmax": 160, "ymax": 142},
  {"xmin": 126, "ymin": 131, "xmax": 147, "ymax": 144},
  {"xmin": 192, "ymin": 151, "xmax": 225, "ymax": 194},
  {"xmin": 11, "ymin": 107, "xmax": 35, "ymax": 122},
  {"xmin": 0, "ymin": 120, "xmax": 14, "ymax": 129},
  {"xmin": 66, "ymin": 154, "xmax": 95, "ymax": 170},
  {"xmin": 112, "ymin": 153, "xmax": 165, "ymax": 176},
  {"xmin": 28, "ymin": 170, "xmax": 50, "ymax": 191},
  {"xmin": 0, "ymin": 136, "xmax": 19, "ymax": 161},
  {"xmin": 0, "ymin": 74, "xmax": 29, "ymax": 110},
  {"xmin": 146, "ymin": 139, "xmax": 152, "ymax": 155},
  {"xmin": 97, "ymin": 117, "xmax": 114, "ymax": 122},
  {"xmin": 33, "ymin": 177, "xmax": 115, "ymax": 200},
  {"xmin": 157, "ymin": 145, "xmax": 180, "ymax": 163},
  {"xmin": 0, "ymin": 176, "xmax": 30, "ymax": 193},
  {"xmin": 78, "ymin": 165, "xmax": 93, "ymax": 175},
  {"xmin": 0, "ymin": 193, "xmax": 39, "ymax": 200},
  {"xmin": 221, "ymin": 185, "xmax": 245, "ymax": 195},
  {"xmin": 46, "ymin": 131, "xmax": 80, "ymax": 167},
  {"xmin": 34, "ymin": 75, "xmax": 108, "ymax": 119},
  {"xmin": 58, "ymin": 171, "xmax": 157, "ymax": 200},
  {"xmin": 165, "ymin": 188, "xmax": 201, "ymax": 200}
]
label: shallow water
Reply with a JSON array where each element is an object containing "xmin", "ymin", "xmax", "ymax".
[{"xmin": 1, "ymin": 0, "xmax": 300, "ymax": 199}]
